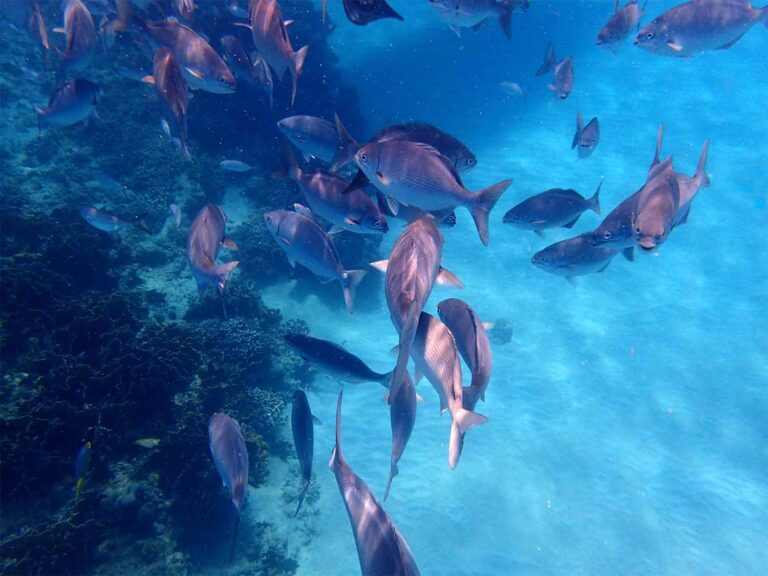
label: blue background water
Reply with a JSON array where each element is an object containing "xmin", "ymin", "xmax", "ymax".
[
  {"xmin": 1, "ymin": 0, "xmax": 766, "ymax": 574},
  {"xmin": 255, "ymin": 2, "xmax": 768, "ymax": 575}
]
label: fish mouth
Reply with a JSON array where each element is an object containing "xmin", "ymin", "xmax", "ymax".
[
  {"xmin": 638, "ymin": 239, "xmax": 656, "ymax": 251},
  {"xmin": 633, "ymin": 37, "xmax": 640, "ymax": 45}
]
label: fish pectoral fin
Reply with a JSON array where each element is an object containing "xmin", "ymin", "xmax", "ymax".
[
  {"xmin": 369, "ymin": 259, "xmax": 389, "ymax": 273},
  {"xmin": 562, "ymin": 216, "xmax": 580, "ymax": 229},
  {"xmin": 327, "ymin": 226, "xmax": 344, "ymax": 235},
  {"xmin": 436, "ymin": 266, "xmax": 465, "ymax": 288},
  {"xmin": 343, "ymin": 217, "xmax": 358, "ymax": 226},
  {"xmin": 222, "ymin": 238, "xmax": 238, "ymax": 251},
  {"xmin": 141, "ymin": 75, "xmax": 156, "ymax": 85},
  {"xmin": 233, "ymin": 22, "xmax": 252, "ymax": 30},
  {"xmin": 534, "ymin": 229, "xmax": 546, "ymax": 239},
  {"xmin": 184, "ymin": 66, "xmax": 205, "ymax": 80},
  {"xmin": 666, "ymin": 40, "xmax": 683, "ymax": 52},
  {"xmin": 384, "ymin": 195, "xmax": 399, "ymax": 215},
  {"xmin": 312, "ymin": 415, "xmax": 323, "ymax": 426},
  {"xmin": 280, "ymin": 236, "xmax": 292, "ymax": 246},
  {"xmin": 53, "ymin": 27, "xmax": 66, "ymax": 34},
  {"xmin": 482, "ymin": 322, "xmax": 495, "ymax": 330},
  {"xmin": 376, "ymin": 171, "xmax": 391, "ymax": 186}
]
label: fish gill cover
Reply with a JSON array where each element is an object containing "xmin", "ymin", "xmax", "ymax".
[{"xmin": 1, "ymin": 1, "xmax": 767, "ymax": 576}]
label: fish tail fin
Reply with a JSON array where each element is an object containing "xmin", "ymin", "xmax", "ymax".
[
  {"xmin": 383, "ymin": 461, "xmax": 398, "ymax": 501},
  {"xmin": 281, "ymin": 141, "xmax": 301, "ymax": 181},
  {"xmin": 214, "ymin": 260, "xmax": 240, "ymax": 293},
  {"xmin": 390, "ymin": 299, "xmax": 419, "ymax": 403},
  {"xmin": 695, "ymin": 139, "xmax": 710, "ymax": 189},
  {"xmin": 227, "ymin": 509, "xmax": 240, "ymax": 563},
  {"xmin": 330, "ymin": 113, "xmax": 359, "ymax": 172},
  {"xmin": 380, "ymin": 370, "xmax": 395, "ymax": 390},
  {"xmin": 448, "ymin": 408, "xmax": 488, "ymax": 469},
  {"xmin": 535, "ymin": 42, "xmax": 555, "ymax": 76},
  {"xmin": 470, "ymin": 178, "xmax": 513, "ymax": 246},
  {"xmin": 341, "ymin": 269, "xmax": 366, "ymax": 314},
  {"xmin": 294, "ymin": 484, "xmax": 308, "ymax": 516},
  {"xmin": 289, "ymin": 45, "xmax": 309, "ymax": 106},
  {"xmin": 590, "ymin": 177, "xmax": 603, "ymax": 215},
  {"xmin": 328, "ymin": 390, "xmax": 344, "ymax": 470},
  {"xmin": 499, "ymin": 0, "xmax": 513, "ymax": 39}
]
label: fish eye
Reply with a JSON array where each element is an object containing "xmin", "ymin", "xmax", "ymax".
[
  {"xmin": 265, "ymin": 215, "xmax": 272, "ymax": 224},
  {"xmin": 360, "ymin": 153, "xmax": 368, "ymax": 163},
  {"xmin": 645, "ymin": 32, "xmax": 655, "ymax": 40},
  {"xmin": 602, "ymin": 232, "xmax": 612, "ymax": 240}
]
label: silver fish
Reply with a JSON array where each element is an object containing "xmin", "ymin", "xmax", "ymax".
[
  {"xmin": 502, "ymin": 180, "xmax": 602, "ymax": 237},
  {"xmin": 35, "ymin": 79, "xmax": 101, "ymax": 129},
  {"xmin": 370, "ymin": 217, "xmax": 463, "ymax": 401},
  {"xmin": 80, "ymin": 206, "xmax": 132, "ymax": 233},
  {"xmin": 208, "ymin": 413, "xmax": 249, "ymax": 562},
  {"xmin": 437, "ymin": 298, "xmax": 493, "ymax": 412},
  {"xmin": 428, "ymin": 0, "xmax": 514, "ymax": 38},
  {"xmin": 384, "ymin": 370, "xmax": 416, "ymax": 500},
  {"xmin": 291, "ymin": 390, "xmax": 314, "ymax": 516},
  {"xmin": 187, "ymin": 204, "xmax": 239, "ymax": 294},
  {"xmin": 284, "ymin": 332, "xmax": 392, "ymax": 387},
  {"xmin": 354, "ymin": 140, "xmax": 511, "ymax": 245},
  {"xmin": 59, "ymin": 0, "xmax": 97, "ymax": 75},
  {"xmin": 284, "ymin": 149, "xmax": 388, "ymax": 234},
  {"xmin": 279, "ymin": 115, "xmax": 356, "ymax": 164},
  {"xmin": 597, "ymin": 0, "xmax": 647, "ymax": 53},
  {"xmin": 248, "ymin": 0, "xmax": 309, "ymax": 105},
  {"xmin": 264, "ymin": 209, "xmax": 366, "ymax": 313},
  {"xmin": 535, "ymin": 43, "xmax": 574, "ymax": 99},
  {"xmin": 220, "ymin": 159, "xmax": 252, "ymax": 172},
  {"xmin": 635, "ymin": 0, "xmax": 768, "ymax": 57},
  {"xmin": 138, "ymin": 17, "xmax": 236, "ymax": 94},
  {"xmin": 329, "ymin": 390, "xmax": 421, "ymax": 576},
  {"xmin": 532, "ymin": 232, "xmax": 622, "ymax": 285},
  {"xmin": 410, "ymin": 312, "xmax": 487, "ymax": 469},
  {"xmin": 572, "ymin": 113, "xmax": 600, "ymax": 158}
]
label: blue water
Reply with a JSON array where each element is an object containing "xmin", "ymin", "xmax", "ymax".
[{"xmin": 2, "ymin": 1, "xmax": 767, "ymax": 575}]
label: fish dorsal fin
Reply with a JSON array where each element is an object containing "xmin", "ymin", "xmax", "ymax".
[{"xmin": 436, "ymin": 267, "xmax": 464, "ymax": 288}]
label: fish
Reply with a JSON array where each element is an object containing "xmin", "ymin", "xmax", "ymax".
[
  {"xmin": 279, "ymin": 115, "xmax": 357, "ymax": 164},
  {"xmin": 409, "ymin": 312, "xmax": 487, "ymax": 469},
  {"xmin": 58, "ymin": 0, "xmax": 98, "ymax": 75},
  {"xmin": 136, "ymin": 17, "xmax": 236, "ymax": 94},
  {"xmin": 631, "ymin": 159, "xmax": 681, "ymax": 251},
  {"xmin": 90, "ymin": 171, "xmax": 128, "ymax": 193},
  {"xmin": 247, "ymin": 0, "xmax": 309, "ymax": 105},
  {"xmin": 74, "ymin": 441, "xmax": 92, "ymax": 503},
  {"xmin": 35, "ymin": 78, "xmax": 101, "ymax": 130},
  {"xmin": 502, "ymin": 179, "xmax": 602, "ymax": 237},
  {"xmin": 175, "ymin": 0, "xmax": 195, "ymax": 21},
  {"xmin": 168, "ymin": 203, "xmax": 182, "ymax": 227},
  {"xmin": 437, "ymin": 298, "xmax": 493, "ymax": 412},
  {"xmin": 264, "ymin": 209, "xmax": 366, "ymax": 313},
  {"xmin": 333, "ymin": 120, "xmax": 477, "ymax": 175},
  {"xmin": 284, "ymin": 332, "xmax": 393, "ymax": 387},
  {"xmin": 220, "ymin": 35, "xmax": 257, "ymax": 85},
  {"xmin": 226, "ymin": 0, "xmax": 250, "ymax": 19},
  {"xmin": 80, "ymin": 206, "xmax": 148, "ymax": 233},
  {"xmin": 634, "ymin": 0, "xmax": 768, "ymax": 57},
  {"xmin": 369, "ymin": 217, "xmax": 463, "ymax": 401},
  {"xmin": 208, "ymin": 413, "xmax": 249, "ymax": 563},
  {"xmin": 29, "ymin": 0, "xmax": 50, "ymax": 51},
  {"xmin": 134, "ymin": 438, "xmax": 161, "ymax": 448},
  {"xmin": 535, "ymin": 43, "xmax": 574, "ymax": 99},
  {"xmin": 383, "ymin": 370, "xmax": 416, "ymax": 500},
  {"xmin": 343, "ymin": 0, "xmax": 404, "ymax": 26},
  {"xmin": 535, "ymin": 41, "xmax": 557, "ymax": 76},
  {"xmin": 532, "ymin": 232, "xmax": 622, "ymax": 285},
  {"xmin": 354, "ymin": 140, "xmax": 511, "ymax": 245},
  {"xmin": 572, "ymin": 113, "xmax": 600, "ymax": 158},
  {"xmin": 328, "ymin": 390, "xmax": 421, "ymax": 576},
  {"xmin": 187, "ymin": 204, "xmax": 239, "ymax": 294},
  {"xmin": 160, "ymin": 117, "xmax": 173, "ymax": 138},
  {"xmin": 249, "ymin": 51, "xmax": 275, "ymax": 109},
  {"xmin": 291, "ymin": 390, "xmax": 315, "ymax": 516},
  {"xmin": 284, "ymin": 147, "xmax": 388, "ymax": 234},
  {"xmin": 500, "ymin": 81, "xmax": 525, "ymax": 96},
  {"xmin": 428, "ymin": 0, "xmax": 514, "ymax": 38},
  {"xmin": 147, "ymin": 47, "xmax": 190, "ymax": 159},
  {"xmin": 376, "ymin": 193, "xmax": 457, "ymax": 229},
  {"xmin": 597, "ymin": 0, "xmax": 647, "ymax": 53},
  {"xmin": 220, "ymin": 159, "xmax": 252, "ymax": 172}
]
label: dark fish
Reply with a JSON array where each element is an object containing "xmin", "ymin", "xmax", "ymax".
[
  {"xmin": 329, "ymin": 390, "xmax": 421, "ymax": 576},
  {"xmin": 532, "ymin": 232, "xmax": 622, "ymax": 285},
  {"xmin": 150, "ymin": 47, "xmax": 190, "ymax": 159},
  {"xmin": 74, "ymin": 441, "xmax": 92, "ymax": 503},
  {"xmin": 370, "ymin": 217, "xmax": 463, "ymax": 401},
  {"xmin": 343, "ymin": 0, "xmax": 404, "ymax": 26},
  {"xmin": 437, "ymin": 298, "xmax": 492, "ymax": 412},
  {"xmin": 410, "ymin": 312, "xmax": 487, "ymax": 469},
  {"xmin": 535, "ymin": 41, "xmax": 557, "ymax": 76},
  {"xmin": 284, "ymin": 147, "xmax": 388, "ymax": 234},
  {"xmin": 572, "ymin": 113, "xmax": 600, "ymax": 158},
  {"xmin": 428, "ymin": 0, "xmax": 514, "ymax": 38},
  {"xmin": 291, "ymin": 390, "xmax": 314, "ymax": 516},
  {"xmin": 264, "ymin": 209, "xmax": 366, "ymax": 313},
  {"xmin": 597, "ymin": 0, "xmax": 647, "ymax": 53},
  {"xmin": 383, "ymin": 370, "xmax": 416, "ymax": 500},
  {"xmin": 35, "ymin": 79, "xmax": 101, "ymax": 129},
  {"xmin": 249, "ymin": 51, "xmax": 274, "ymax": 109},
  {"xmin": 220, "ymin": 34, "xmax": 256, "ymax": 84},
  {"xmin": 137, "ymin": 17, "xmax": 236, "ymax": 93},
  {"xmin": 208, "ymin": 413, "xmax": 249, "ymax": 562},
  {"xmin": 634, "ymin": 0, "xmax": 768, "ymax": 57},
  {"xmin": 502, "ymin": 180, "xmax": 602, "ymax": 237},
  {"xmin": 333, "ymin": 121, "xmax": 476, "ymax": 176},
  {"xmin": 535, "ymin": 43, "xmax": 574, "ymax": 99},
  {"xmin": 284, "ymin": 332, "xmax": 393, "ymax": 387},
  {"xmin": 354, "ymin": 140, "xmax": 511, "ymax": 245},
  {"xmin": 248, "ymin": 0, "xmax": 309, "ymax": 105},
  {"xmin": 279, "ymin": 115, "xmax": 356, "ymax": 164},
  {"xmin": 59, "ymin": 0, "xmax": 97, "ymax": 75},
  {"xmin": 187, "ymin": 204, "xmax": 239, "ymax": 294}
]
